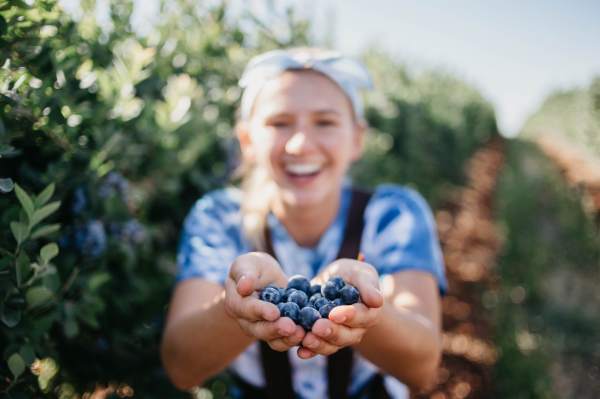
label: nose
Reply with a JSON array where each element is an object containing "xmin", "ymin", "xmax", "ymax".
[{"xmin": 285, "ymin": 124, "xmax": 315, "ymax": 155}]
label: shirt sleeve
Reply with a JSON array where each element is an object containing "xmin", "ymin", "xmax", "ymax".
[
  {"xmin": 361, "ymin": 184, "xmax": 448, "ymax": 294},
  {"xmin": 176, "ymin": 189, "xmax": 245, "ymax": 286}
]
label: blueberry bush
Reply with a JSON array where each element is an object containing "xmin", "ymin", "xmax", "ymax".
[
  {"xmin": 520, "ymin": 75, "xmax": 600, "ymax": 156},
  {"xmin": 0, "ymin": 0, "xmax": 309, "ymax": 397}
]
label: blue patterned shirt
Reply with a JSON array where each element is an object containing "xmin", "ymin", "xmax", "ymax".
[{"xmin": 176, "ymin": 183, "xmax": 447, "ymax": 399}]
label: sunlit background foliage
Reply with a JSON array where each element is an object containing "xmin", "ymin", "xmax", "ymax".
[{"xmin": 1, "ymin": 0, "xmax": 598, "ymax": 398}]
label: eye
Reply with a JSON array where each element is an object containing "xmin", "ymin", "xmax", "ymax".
[
  {"xmin": 316, "ymin": 119, "xmax": 335, "ymax": 126},
  {"xmin": 266, "ymin": 118, "xmax": 291, "ymax": 128}
]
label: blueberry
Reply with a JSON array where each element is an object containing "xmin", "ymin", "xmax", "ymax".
[
  {"xmin": 314, "ymin": 297, "xmax": 332, "ymax": 310},
  {"xmin": 321, "ymin": 281, "xmax": 340, "ymax": 300},
  {"xmin": 259, "ymin": 287, "xmax": 281, "ymax": 304},
  {"xmin": 277, "ymin": 302, "xmax": 285, "ymax": 311},
  {"xmin": 319, "ymin": 304, "xmax": 335, "ymax": 319},
  {"xmin": 332, "ymin": 298, "xmax": 344, "ymax": 307},
  {"xmin": 282, "ymin": 288, "xmax": 297, "ymax": 302},
  {"xmin": 287, "ymin": 275, "xmax": 311, "ymax": 294},
  {"xmin": 340, "ymin": 286, "xmax": 360, "ymax": 305},
  {"xmin": 279, "ymin": 302, "xmax": 300, "ymax": 324},
  {"xmin": 299, "ymin": 306, "xmax": 321, "ymax": 331},
  {"xmin": 265, "ymin": 285, "xmax": 285, "ymax": 298},
  {"xmin": 309, "ymin": 293, "xmax": 323, "ymax": 306},
  {"xmin": 329, "ymin": 275, "xmax": 345, "ymax": 290},
  {"xmin": 74, "ymin": 220, "xmax": 107, "ymax": 258},
  {"xmin": 308, "ymin": 285, "xmax": 322, "ymax": 297},
  {"xmin": 287, "ymin": 290, "xmax": 308, "ymax": 308}
]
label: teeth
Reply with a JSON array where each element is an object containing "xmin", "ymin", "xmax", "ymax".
[{"xmin": 285, "ymin": 164, "xmax": 322, "ymax": 175}]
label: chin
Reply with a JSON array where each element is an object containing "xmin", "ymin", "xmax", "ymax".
[{"xmin": 280, "ymin": 188, "xmax": 330, "ymax": 209}]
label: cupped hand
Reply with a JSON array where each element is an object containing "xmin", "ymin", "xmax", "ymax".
[
  {"xmin": 298, "ymin": 259, "xmax": 384, "ymax": 359},
  {"xmin": 224, "ymin": 252, "xmax": 306, "ymax": 351}
]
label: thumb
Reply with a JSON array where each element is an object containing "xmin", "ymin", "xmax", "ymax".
[
  {"xmin": 229, "ymin": 256, "xmax": 259, "ymax": 297},
  {"xmin": 355, "ymin": 276, "xmax": 384, "ymax": 309}
]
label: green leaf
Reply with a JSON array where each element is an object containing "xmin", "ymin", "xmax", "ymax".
[
  {"xmin": 0, "ymin": 256, "xmax": 10, "ymax": 270},
  {"xmin": 29, "ymin": 201, "xmax": 60, "ymax": 228},
  {"xmin": 40, "ymin": 243, "xmax": 58, "ymax": 263},
  {"xmin": 88, "ymin": 272, "xmax": 111, "ymax": 292},
  {"xmin": 31, "ymin": 314, "xmax": 54, "ymax": 339},
  {"xmin": 19, "ymin": 345, "xmax": 36, "ymax": 365},
  {"xmin": 26, "ymin": 286, "xmax": 53, "ymax": 307},
  {"xmin": 10, "ymin": 221, "xmax": 30, "ymax": 245},
  {"xmin": 7, "ymin": 353, "xmax": 25, "ymax": 380},
  {"xmin": 2, "ymin": 308, "xmax": 21, "ymax": 327},
  {"xmin": 16, "ymin": 251, "xmax": 30, "ymax": 286},
  {"xmin": 30, "ymin": 224, "xmax": 61, "ymax": 239},
  {"xmin": 33, "ymin": 183, "xmax": 55, "ymax": 208},
  {"xmin": 42, "ymin": 272, "xmax": 59, "ymax": 293},
  {"xmin": 63, "ymin": 320, "xmax": 79, "ymax": 338},
  {"xmin": 0, "ymin": 16, "xmax": 6, "ymax": 37},
  {"xmin": 14, "ymin": 183, "xmax": 34, "ymax": 219},
  {"xmin": 3, "ymin": 344, "xmax": 19, "ymax": 360},
  {"xmin": 8, "ymin": 0, "xmax": 32, "ymax": 10}
]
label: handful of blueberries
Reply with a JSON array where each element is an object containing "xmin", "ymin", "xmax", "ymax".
[{"xmin": 259, "ymin": 275, "xmax": 361, "ymax": 332}]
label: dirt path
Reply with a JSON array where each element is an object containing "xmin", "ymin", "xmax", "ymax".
[{"xmin": 412, "ymin": 136, "xmax": 505, "ymax": 399}]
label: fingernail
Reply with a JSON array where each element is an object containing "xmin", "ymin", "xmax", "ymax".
[
  {"xmin": 331, "ymin": 316, "xmax": 346, "ymax": 323},
  {"xmin": 278, "ymin": 329, "xmax": 290, "ymax": 336},
  {"xmin": 290, "ymin": 336, "xmax": 301, "ymax": 344},
  {"xmin": 307, "ymin": 339, "xmax": 319, "ymax": 349},
  {"xmin": 374, "ymin": 287, "xmax": 384, "ymax": 300},
  {"xmin": 237, "ymin": 275, "xmax": 246, "ymax": 288},
  {"xmin": 318, "ymin": 328, "xmax": 331, "ymax": 337},
  {"xmin": 264, "ymin": 314, "xmax": 276, "ymax": 321}
]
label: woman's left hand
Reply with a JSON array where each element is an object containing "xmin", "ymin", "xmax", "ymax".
[{"xmin": 298, "ymin": 259, "xmax": 384, "ymax": 359}]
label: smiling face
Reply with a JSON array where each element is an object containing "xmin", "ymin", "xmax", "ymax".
[{"xmin": 238, "ymin": 69, "xmax": 366, "ymax": 211}]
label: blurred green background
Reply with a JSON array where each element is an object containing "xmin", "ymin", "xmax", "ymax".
[{"xmin": 0, "ymin": 1, "xmax": 598, "ymax": 398}]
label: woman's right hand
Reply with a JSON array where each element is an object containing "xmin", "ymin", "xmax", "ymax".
[{"xmin": 225, "ymin": 252, "xmax": 306, "ymax": 351}]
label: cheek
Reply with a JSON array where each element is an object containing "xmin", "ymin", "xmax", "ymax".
[
  {"xmin": 249, "ymin": 131, "xmax": 276, "ymax": 160},
  {"xmin": 324, "ymin": 134, "xmax": 355, "ymax": 165}
]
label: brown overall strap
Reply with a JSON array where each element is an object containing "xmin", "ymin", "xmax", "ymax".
[
  {"xmin": 259, "ymin": 188, "xmax": 373, "ymax": 399},
  {"xmin": 261, "ymin": 227, "xmax": 296, "ymax": 399}
]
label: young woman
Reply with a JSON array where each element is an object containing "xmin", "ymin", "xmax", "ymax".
[{"xmin": 161, "ymin": 49, "xmax": 448, "ymax": 399}]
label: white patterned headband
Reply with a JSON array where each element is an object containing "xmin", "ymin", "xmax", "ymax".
[{"xmin": 239, "ymin": 49, "xmax": 374, "ymax": 120}]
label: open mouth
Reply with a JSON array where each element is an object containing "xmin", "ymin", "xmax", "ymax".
[
  {"xmin": 284, "ymin": 163, "xmax": 323, "ymax": 177},
  {"xmin": 283, "ymin": 163, "xmax": 324, "ymax": 183}
]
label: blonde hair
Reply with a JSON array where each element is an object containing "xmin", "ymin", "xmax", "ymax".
[{"xmin": 238, "ymin": 47, "xmax": 348, "ymax": 251}]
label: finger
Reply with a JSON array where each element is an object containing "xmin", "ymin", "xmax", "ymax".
[
  {"xmin": 297, "ymin": 346, "xmax": 319, "ymax": 359},
  {"xmin": 268, "ymin": 338, "xmax": 297, "ymax": 352},
  {"xmin": 301, "ymin": 332, "xmax": 340, "ymax": 356},
  {"xmin": 287, "ymin": 324, "xmax": 307, "ymax": 344},
  {"xmin": 351, "ymin": 265, "xmax": 384, "ymax": 308},
  {"xmin": 225, "ymin": 280, "xmax": 280, "ymax": 322},
  {"xmin": 238, "ymin": 295, "xmax": 281, "ymax": 322},
  {"xmin": 310, "ymin": 319, "xmax": 358, "ymax": 347},
  {"xmin": 267, "ymin": 328, "xmax": 304, "ymax": 352},
  {"xmin": 328, "ymin": 303, "xmax": 380, "ymax": 329},
  {"xmin": 268, "ymin": 323, "xmax": 307, "ymax": 349},
  {"xmin": 229, "ymin": 255, "xmax": 260, "ymax": 297},
  {"xmin": 240, "ymin": 317, "xmax": 297, "ymax": 341}
]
